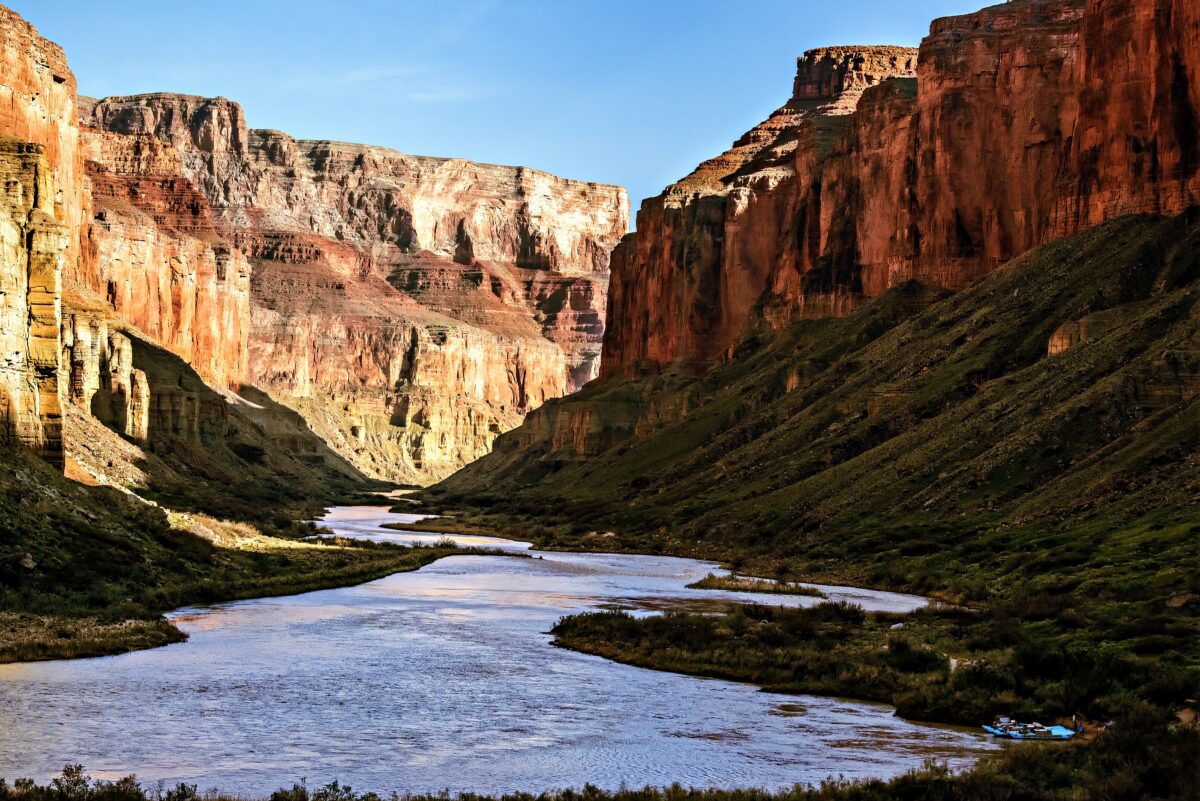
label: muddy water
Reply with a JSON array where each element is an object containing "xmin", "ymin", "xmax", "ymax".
[{"xmin": 0, "ymin": 505, "xmax": 995, "ymax": 795}]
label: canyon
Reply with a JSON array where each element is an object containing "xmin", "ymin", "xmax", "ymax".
[
  {"xmin": 2, "ymin": 0, "xmax": 1195, "ymax": 546},
  {"xmin": 81, "ymin": 94, "xmax": 627, "ymax": 482},
  {"xmin": 0, "ymin": 3, "xmax": 628, "ymax": 491},
  {"xmin": 0, "ymin": 1, "xmax": 1198, "ymax": 796}
]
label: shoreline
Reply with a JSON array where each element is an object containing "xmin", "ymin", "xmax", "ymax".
[
  {"xmin": 331, "ymin": 505, "xmax": 982, "ymax": 730},
  {"xmin": 0, "ymin": 541, "xmax": 509, "ymax": 665},
  {"xmin": 380, "ymin": 510, "xmax": 958, "ymax": 605},
  {"xmin": 5, "ymin": 503, "xmax": 1192, "ymax": 801}
]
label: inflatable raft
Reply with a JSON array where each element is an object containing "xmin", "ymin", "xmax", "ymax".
[{"xmin": 983, "ymin": 720, "xmax": 1076, "ymax": 740}]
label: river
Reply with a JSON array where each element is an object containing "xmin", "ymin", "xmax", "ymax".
[{"xmin": 0, "ymin": 504, "xmax": 996, "ymax": 795}]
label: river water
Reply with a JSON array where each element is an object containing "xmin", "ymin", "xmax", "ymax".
[{"xmin": 0, "ymin": 504, "xmax": 996, "ymax": 795}]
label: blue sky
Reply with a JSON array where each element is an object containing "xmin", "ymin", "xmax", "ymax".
[{"xmin": 17, "ymin": 0, "xmax": 985, "ymax": 217}]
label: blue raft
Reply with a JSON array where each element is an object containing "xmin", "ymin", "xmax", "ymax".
[{"xmin": 983, "ymin": 721, "xmax": 1076, "ymax": 740}]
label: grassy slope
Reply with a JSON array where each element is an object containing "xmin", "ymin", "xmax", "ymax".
[
  {"xmin": 0, "ymin": 215, "xmax": 1193, "ymax": 795},
  {"xmin": 437, "ymin": 213, "xmax": 1199, "ymax": 600},
  {"xmin": 431, "ymin": 212, "xmax": 1200, "ymax": 717}
]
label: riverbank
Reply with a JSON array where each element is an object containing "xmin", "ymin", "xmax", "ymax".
[
  {"xmin": 4, "ymin": 501, "xmax": 1192, "ymax": 799},
  {"xmin": 686, "ymin": 574, "xmax": 825, "ymax": 597},
  {"xmin": 404, "ymin": 500, "xmax": 1199, "ymax": 721},
  {"xmin": 0, "ymin": 514, "xmax": 990, "ymax": 793},
  {"xmin": 1, "ymin": 504, "xmax": 495, "ymax": 664}
]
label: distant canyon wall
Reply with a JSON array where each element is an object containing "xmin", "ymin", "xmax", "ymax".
[
  {"xmin": 0, "ymin": 1, "xmax": 628, "ymax": 484},
  {"xmin": 603, "ymin": 0, "xmax": 1200, "ymax": 378},
  {"xmin": 80, "ymin": 93, "xmax": 628, "ymax": 482}
]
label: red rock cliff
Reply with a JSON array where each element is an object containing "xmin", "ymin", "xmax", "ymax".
[
  {"xmin": 603, "ymin": 0, "xmax": 1200, "ymax": 378},
  {"xmin": 0, "ymin": 3, "xmax": 628, "ymax": 484},
  {"xmin": 1054, "ymin": 0, "xmax": 1200, "ymax": 231}
]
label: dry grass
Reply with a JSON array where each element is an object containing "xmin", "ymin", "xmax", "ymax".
[
  {"xmin": 686, "ymin": 573, "xmax": 826, "ymax": 597},
  {"xmin": 0, "ymin": 613, "xmax": 185, "ymax": 663}
]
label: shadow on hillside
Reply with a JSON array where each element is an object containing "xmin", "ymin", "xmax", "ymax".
[{"xmin": 79, "ymin": 333, "xmax": 381, "ymax": 524}]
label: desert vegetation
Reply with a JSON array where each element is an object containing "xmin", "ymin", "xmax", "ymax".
[
  {"xmin": 426, "ymin": 214, "xmax": 1200, "ymax": 733},
  {"xmin": 551, "ymin": 601, "xmax": 1196, "ymax": 728},
  {"xmin": 685, "ymin": 574, "xmax": 825, "ymax": 598}
]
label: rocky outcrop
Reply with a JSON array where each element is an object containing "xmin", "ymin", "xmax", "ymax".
[
  {"xmin": 81, "ymin": 93, "xmax": 629, "ymax": 482},
  {"xmin": 1047, "ymin": 304, "xmax": 1151, "ymax": 356},
  {"xmin": 64, "ymin": 310, "xmax": 149, "ymax": 442},
  {"xmin": 246, "ymin": 249, "xmax": 568, "ymax": 479},
  {"xmin": 603, "ymin": 0, "xmax": 1200, "ymax": 379}
]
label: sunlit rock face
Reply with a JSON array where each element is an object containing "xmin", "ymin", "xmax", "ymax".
[
  {"xmin": 82, "ymin": 93, "xmax": 629, "ymax": 482},
  {"xmin": 0, "ymin": 0, "xmax": 628, "ymax": 484},
  {"xmin": 0, "ymin": 8, "xmax": 79, "ymax": 466},
  {"xmin": 80, "ymin": 128, "xmax": 252, "ymax": 388},
  {"xmin": 603, "ymin": 0, "xmax": 1200, "ymax": 380},
  {"xmin": 64, "ymin": 311, "xmax": 149, "ymax": 443},
  {"xmin": 0, "ymin": 139, "xmax": 68, "ymax": 465},
  {"xmin": 0, "ymin": 6, "xmax": 83, "ymax": 263}
]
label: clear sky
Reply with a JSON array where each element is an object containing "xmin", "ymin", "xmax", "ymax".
[{"xmin": 16, "ymin": 0, "xmax": 986, "ymax": 219}]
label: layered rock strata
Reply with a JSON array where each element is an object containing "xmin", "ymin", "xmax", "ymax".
[
  {"xmin": 64, "ymin": 310, "xmax": 149, "ymax": 442},
  {"xmin": 1, "ymin": 2, "xmax": 630, "ymax": 485},
  {"xmin": 0, "ymin": 7, "xmax": 82, "ymax": 465},
  {"xmin": 0, "ymin": 6, "xmax": 83, "ymax": 264},
  {"xmin": 80, "ymin": 128, "xmax": 252, "ymax": 387}
]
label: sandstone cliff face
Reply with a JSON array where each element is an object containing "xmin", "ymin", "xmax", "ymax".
[
  {"xmin": 86, "ymin": 95, "xmax": 625, "ymax": 278},
  {"xmin": 83, "ymin": 93, "xmax": 629, "ymax": 482},
  {"xmin": 0, "ymin": 2, "xmax": 628, "ymax": 487},
  {"xmin": 0, "ymin": 139, "xmax": 67, "ymax": 464},
  {"xmin": 0, "ymin": 6, "xmax": 253, "ymax": 472},
  {"xmin": 1054, "ymin": 0, "xmax": 1200, "ymax": 231},
  {"xmin": 0, "ymin": 6, "xmax": 82, "ymax": 264},
  {"xmin": 603, "ymin": 0, "xmax": 1200, "ymax": 380},
  {"xmin": 64, "ymin": 309, "xmax": 149, "ymax": 443},
  {"xmin": 0, "ymin": 8, "xmax": 80, "ymax": 465},
  {"xmin": 81, "ymin": 128, "xmax": 252, "ymax": 388},
  {"xmin": 822, "ymin": 0, "xmax": 1200, "ymax": 298}
]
